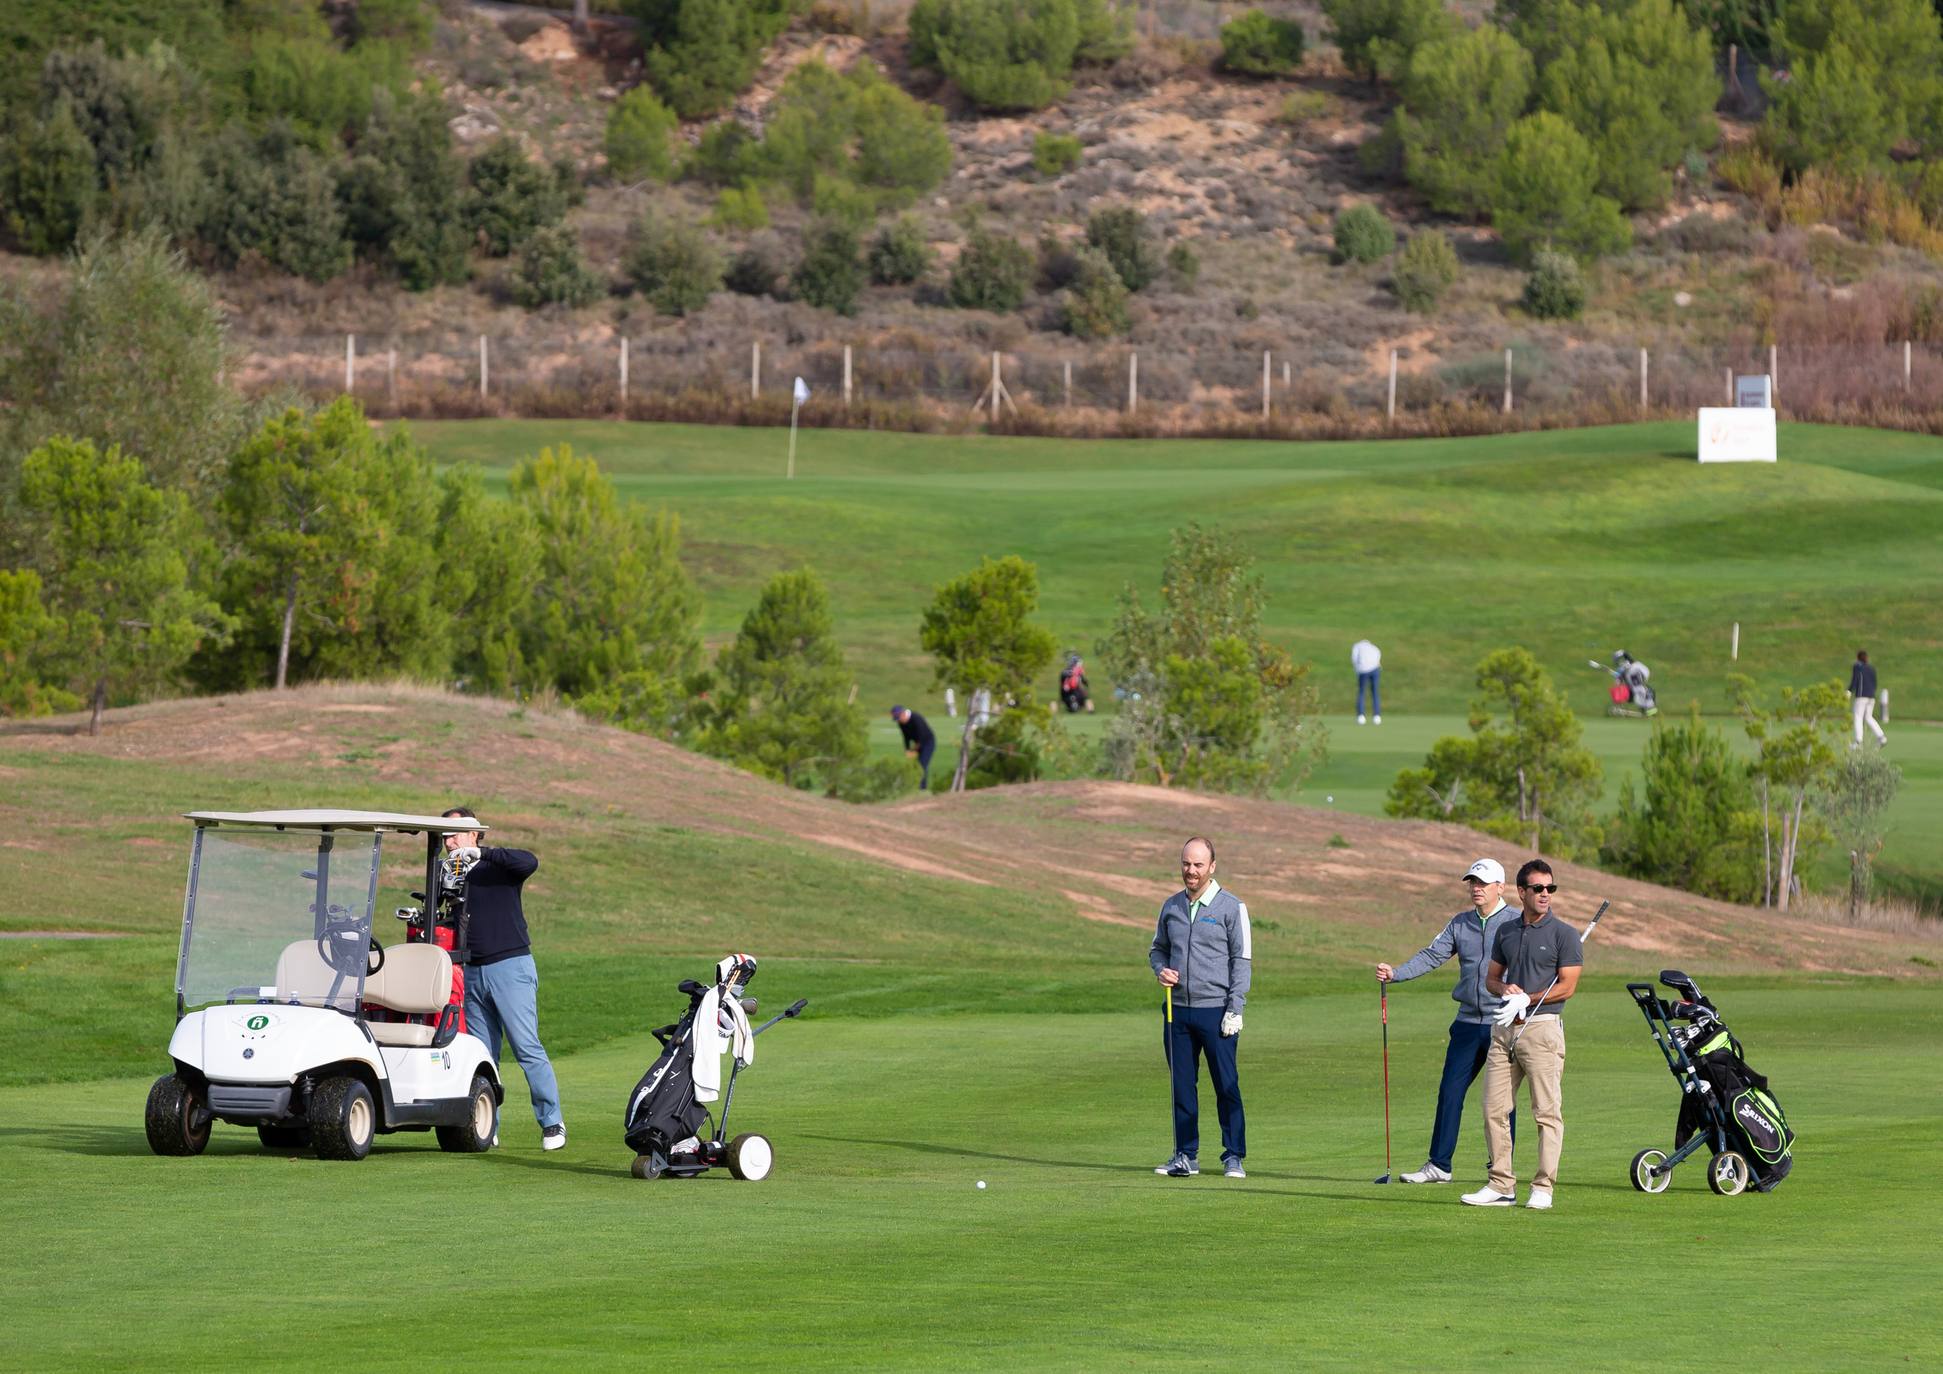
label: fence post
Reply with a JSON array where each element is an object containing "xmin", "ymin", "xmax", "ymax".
[
  {"xmin": 1880, "ymin": 687, "xmax": 1889, "ymax": 723},
  {"xmin": 843, "ymin": 344, "xmax": 852, "ymax": 409},
  {"xmin": 1639, "ymin": 347, "xmax": 1648, "ymax": 409},
  {"xmin": 345, "ymin": 334, "xmax": 355, "ymax": 394},
  {"xmin": 751, "ymin": 341, "xmax": 760, "ymax": 400},
  {"xmin": 1725, "ymin": 367, "xmax": 1733, "ymax": 405},
  {"xmin": 1128, "ymin": 352, "xmax": 1138, "ymax": 415},
  {"xmin": 1064, "ymin": 360, "xmax": 1072, "ymax": 408},
  {"xmin": 619, "ymin": 336, "xmax": 629, "ymax": 407},
  {"xmin": 478, "ymin": 335, "xmax": 488, "ymax": 399},
  {"xmin": 1282, "ymin": 359, "xmax": 1290, "ymax": 387},
  {"xmin": 1502, "ymin": 347, "xmax": 1512, "ymax": 414},
  {"xmin": 1769, "ymin": 344, "xmax": 1778, "ymax": 405},
  {"xmin": 1387, "ymin": 349, "xmax": 1398, "ymax": 424},
  {"xmin": 387, "ymin": 346, "xmax": 397, "ymax": 408},
  {"xmin": 1261, "ymin": 350, "xmax": 1270, "ymax": 420},
  {"xmin": 990, "ymin": 350, "xmax": 1001, "ymax": 424},
  {"xmin": 1732, "ymin": 621, "xmax": 1739, "ymax": 661},
  {"xmin": 1905, "ymin": 340, "xmax": 1912, "ymax": 393}
]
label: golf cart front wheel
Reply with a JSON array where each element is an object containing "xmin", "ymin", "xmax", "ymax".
[
  {"xmin": 727, "ymin": 1133, "xmax": 773, "ymax": 1181},
  {"xmin": 436, "ymin": 1074, "xmax": 496, "ymax": 1153},
  {"xmin": 310, "ymin": 1076, "xmax": 376, "ymax": 1161},
  {"xmin": 1629, "ymin": 1148, "xmax": 1672, "ymax": 1194},
  {"xmin": 1707, "ymin": 1150, "xmax": 1751, "ymax": 1196},
  {"xmin": 145, "ymin": 1074, "xmax": 212, "ymax": 1156}
]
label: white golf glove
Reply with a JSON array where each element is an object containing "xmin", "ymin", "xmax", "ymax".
[
  {"xmin": 457, "ymin": 845, "xmax": 481, "ymax": 863},
  {"xmin": 1220, "ymin": 1011, "xmax": 1243, "ymax": 1038},
  {"xmin": 1494, "ymin": 992, "xmax": 1531, "ymax": 1027}
]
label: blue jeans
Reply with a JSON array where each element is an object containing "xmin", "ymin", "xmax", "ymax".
[
  {"xmin": 1163, "ymin": 1005, "xmax": 1244, "ymax": 1160},
  {"xmin": 917, "ymin": 742, "xmax": 935, "ymax": 789},
  {"xmin": 464, "ymin": 954, "xmax": 562, "ymax": 1128},
  {"xmin": 1429, "ymin": 1019, "xmax": 1511, "ymax": 1172},
  {"xmin": 1357, "ymin": 668, "xmax": 1381, "ymax": 717}
]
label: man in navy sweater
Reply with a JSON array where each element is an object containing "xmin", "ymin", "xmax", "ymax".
[
  {"xmin": 1849, "ymin": 650, "xmax": 1886, "ymax": 747},
  {"xmin": 891, "ymin": 705, "xmax": 937, "ymax": 789},
  {"xmin": 444, "ymin": 807, "xmax": 565, "ymax": 1151}
]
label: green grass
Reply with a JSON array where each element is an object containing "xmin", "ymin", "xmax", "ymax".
[
  {"xmin": 4, "ymin": 982, "xmax": 1937, "ymax": 1369},
  {"xmin": 405, "ymin": 419, "xmax": 1943, "ymax": 895}
]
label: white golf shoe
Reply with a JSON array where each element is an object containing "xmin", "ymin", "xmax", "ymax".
[
  {"xmin": 1526, "ymin": 1188, "xmax": 1553, "ymax": 1210},
  {"xmin": 542, "ymin": 1123, "xmax": 567, "ymax": 1151},
  {"xmin": 1400, "ymin": 1163, "xmax": 1452, "ymax": 1184},
  {"xmin": 1373, "ymin": 714, "xmax": 1382, "ymax": 724},
  {"xmin": 1460, "ymin": 1186, "xmax": 1516, "ymax": 1206},
  {"xmin": 1357, "ymin": 714, "xmax": 1367, "ymax": 725}
]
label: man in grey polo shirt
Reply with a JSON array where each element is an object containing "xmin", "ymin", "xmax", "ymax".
[{"xmin": 1463, "ymin": 858, "xmax": 1583, "ymax": 1210}]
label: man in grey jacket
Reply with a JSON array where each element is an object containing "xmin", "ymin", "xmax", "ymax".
[
  {"xmin": 1376, "ymin": 857, "xmax": 1512, "ymax": 1183},
  {"xmin": 1149, "ymin": 836, "xmax": 1252, "ymax": 1179}
]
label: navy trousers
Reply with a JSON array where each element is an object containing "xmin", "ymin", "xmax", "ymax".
[
  {"xmin": 1163, "ymin": 1004, "xmax": 1244, "ymax": 1160},
  {"xmin": 1429, "ymin": 1019, "xmax": 1512, "ymax": 1172}
]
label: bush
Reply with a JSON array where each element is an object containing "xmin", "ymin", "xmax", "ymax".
[
  {"xmin": 605, "ymin": 86, "xmax": 679, "ymax": 182},
  {"xmin": 198, "ymin": 123, "xmax": 351, "ymax": 283},
  {"xmin": 1761, "ymin": 0, "xmax": 1943, "ymax": 175},
  {"xmin": 685, "ymin": 122, "xmax": 763, "ymax": 187},
  {"xmin": 792, "ymin": 220, "xmax": 865, "ymax": 314},
  {"xmin": 1390, "ymin": 229, "xmax": 1458, "ymax": 312},
  {"xmin": 1085, "ymin": 205, "xmax": 1160, "ymax": 291},
  {"xmin": 710, "ymin": 183, "xmax": 771, "ymax": 229},
  {"xmin": 1057, "ymin": 245, "xmax": 1130, "ymax": 338},
  {"xmin": 634, "ymin": 0, "xmax": 798, "ymax": 118},
  {"xmin": 1320, "ymin": 0, "xmax": 1456, "ymax": 82},
  {"xmin": 1219, "ymin": 10, "xmax": 1305, "ymax": 77},
  {"xmin": 338, "ymin": 88, "xmax": 470, "ymax": 290},
  {"xmin": 908, "ymin": 0, "xmax": 1084, "ymax": 112},
  {"xmin": 0, "ymin": 100, "xmax": 98, "ymax": 255},
  {"xmin": 1332, "ymin": 203, "xmax": 1395, "ymax": 263},
  {"xmin": 1277, "ymin": 89, "xmax": 1332, "ymax": 125},
  {"xmin": 1394, "ymin": 26, "xmax": 1533, "ymax": 217},
  {"xmin": 626, "ymin": 212, "xmax": 724, "ymax": 315},
  {"xmin": 1520, "ymin": 249, "xmax": 1585, "ymax": 319},
  {"xmin": 1166, "ymin": 240, "xmax": 1200, "ymax": 289},
  {"xmin": 868, "ymin": 216, "xmax": 933, "ymax": 283},
  {"xmin": 512, "ymin": 224, "xmax": 605, "ymax": 308},
  {"xmin": 1492, "ymin": 111, "xmax": 1632, "ymax": 264},
  {"xmin": 725, "ymin": 233, "xmax": 789, "ymax": 296},
  {"xmin": 1033, "ymin": 131, "xmax": 1084, "ymax": 176},
  {"xmin": 948, "ymin": 226, "xmax": 1035, "ymax": 311},
  {"xmin": 466, "ymin": 137, "xmax": 573, "ymax": 256}
]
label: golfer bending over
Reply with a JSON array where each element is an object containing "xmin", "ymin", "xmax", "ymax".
[
  {"xmin": 1149, "ymin": 836, "xmax": 1251, "ymax": 1179},
  {"xmin": 444, "ymin": 807, "xmax": 566, "ymax": 1151},
  {"xmin": 1376, "ymin": 857, "xmax": 1513, "ymax": 1184},
  {"xmin": 1465, "ymin": 859, "xmax": 1582, "ymax": 1210}
]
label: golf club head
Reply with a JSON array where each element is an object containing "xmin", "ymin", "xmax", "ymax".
[{"xmin": 1374, "ymin": 1173, "xmax": 1392, "ymax": 1184}]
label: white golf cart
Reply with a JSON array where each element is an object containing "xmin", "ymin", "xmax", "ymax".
[{"xmin": 145, "ymin": 810, "xmax": 503, "ymax": 1161}]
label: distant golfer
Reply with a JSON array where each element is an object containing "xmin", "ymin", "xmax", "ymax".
[
  {"xmin": 1352, "ymin": 638, "xmax": 1382, "ymax": 725},
  {"xmin": 1465, "ymin": 859, "xmax": 1582, "ymax": 1211},
  {"xmin": 1376, "ymin": 857, "xmax": 1513, "ymax": 1184},
  {"xmin": 891, "ymin": 705, "xmax": 936, "ymax": 789},
  {"xmin": 443, "ymin": 807, "xmax": 566, "ymax": 1151},
  {"xmin": 1849, "ymin": 650, "xmax": 1887, "ymax": 747},
  {"xmin": 1149, "ymin": 836, "xmax": 1252, "ymax": 1179}
]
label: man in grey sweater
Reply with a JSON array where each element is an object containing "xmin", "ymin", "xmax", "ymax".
[
  {"xmin": 1149, "ymin": 836, "xmax": 1252, "ymax": 1179},
  {"xmin": 1376, "ymin": 857, "xmax": 1512, "ymax": 1183}
]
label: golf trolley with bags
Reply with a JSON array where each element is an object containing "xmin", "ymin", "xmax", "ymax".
[
  {"xmin": 623, "ymin": 953, "xmax": 807, "ymax": 1181},
  {"xmin": 144, "ymin": 810, "xmax": 503, "ymax": 1161},
  {"xmin": 1591, "ymin": 650, "xmax": 1658, "ymax": 718},
  {"xmin": 1626, "ymin": 970, "xmax": 1794, "ymax": 1195}
]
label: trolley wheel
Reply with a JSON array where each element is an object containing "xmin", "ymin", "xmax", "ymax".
[
  {"xmin": 726, "ymin": 1132, "xmax": 773, "ymax": 1181},
  {"xmin": 1630, "ymin": 1148, "xmax": 1672, "ymax": 1194},
  {"xmin": 1707, "ymin": 1150, "xmax": 1750, "ymax": 1196},
  {"xmin": 631, "ymin": 1152, "xmax": 665, "ymax": 1180}
]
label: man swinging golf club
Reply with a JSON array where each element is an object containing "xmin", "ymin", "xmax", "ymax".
[{"xmin": 1149, "ymin": 836, "xmax": 1251, "ymax": 1179}]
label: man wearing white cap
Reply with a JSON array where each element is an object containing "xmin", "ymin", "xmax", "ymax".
[{"xmin": 1375, "ymin": 857, "xmax": 1512, "ymax": 1183}]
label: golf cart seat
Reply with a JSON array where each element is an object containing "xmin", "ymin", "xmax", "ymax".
[
  {"xmin": 274, "ymin": 939, "xmax": 359, "ymax": 1009},
  {"xmin": 361, "ymin": 944, "xmax": 455, "ymax": 1047}
]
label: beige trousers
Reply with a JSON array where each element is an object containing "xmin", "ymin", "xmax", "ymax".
[{"xmin": 1483, "ymin": 1017, "xmax": 1565, "ymax": 1192}]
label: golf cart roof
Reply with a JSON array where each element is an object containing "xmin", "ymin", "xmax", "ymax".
[{"xmin": 184, "ymin": 810, "xmax": 490, "ymax": 835}]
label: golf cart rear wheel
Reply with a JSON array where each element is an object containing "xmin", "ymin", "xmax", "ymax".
[
  {"xmin": 1707, "ymin": 1150, "xmax": 1750, "ymax": 1196},
  {"xmin": 310, "ymin": 1076, "xmax": 376, "ymax": 1161},
  {"xmin": 1629, "ymin": 1148, "xmax": 1672, "ymax": 1194},
  {"xmin": 437, "ymin": 1074, "xmax": 497, "ymax": 1153},
  {"xmin": 257, "ymin": 1123, "xmax": 312, "ymax": 1150},
  {"xmin": 727, "ymin": 1132, "xmax": 773, "ymax": 1181},
  {"xmin": 145, "ymin": 1074, "xmax": 211, "ymax": 1156}
]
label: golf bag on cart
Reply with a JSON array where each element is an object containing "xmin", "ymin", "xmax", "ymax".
[
  {"xmin": 1060, "ymin": 653, "xmax": 1092, "ymax": 713},
  {"xmin": 623, "ymin": 954, "xmax": 807, "ymax": 1181},
  {"xmin": 374, "ymin": 849, "xmax": 472, "ymax": 1035},
  {"xmin": 1627, "ymin": 970, "xmax": 1794, "ymax": 1195},
  {"xmin": 1593, "ymin": 650, "xmax": 1658, "ymax": 717}
]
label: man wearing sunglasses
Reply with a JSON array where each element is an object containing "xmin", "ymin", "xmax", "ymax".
[
  {"xmin": 1464, "ymin": 859, "xmax": 1583, "ymax": 1210},
  {"xmin": 1375, "ymin": 857, "xmax": 1513, "ymax": 1184}
]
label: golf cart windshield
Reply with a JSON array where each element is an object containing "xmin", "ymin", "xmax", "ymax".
[{"xmin": 179, "ymin": 826, "xmax": 381, "ymax": 1015}]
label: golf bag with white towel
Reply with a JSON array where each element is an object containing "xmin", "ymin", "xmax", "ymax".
[
  {"xmin": 622, "ymin": 953, "xmax": 807, "ymax": 1181},
  {"xmin": 1591, "ymin": 650, "xmax": 1658, "ymax": 717}
]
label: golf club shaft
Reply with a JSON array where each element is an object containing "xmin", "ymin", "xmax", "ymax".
[
  {"xmin": 1380, "ymin": 981, "xmax": 1392, "ymax": 1178},
  {"xmin": 1163, "ymin": 983, "xmax": 1175, "ymax": 1155},
  {"xmin": 1510, "ymin": 901, "xmax": 1609, "ymax": 1049}
]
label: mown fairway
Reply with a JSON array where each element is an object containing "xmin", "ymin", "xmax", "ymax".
[{"xmin": 409, "ymin": 419, "xmax": 1943, "ymax": 896}]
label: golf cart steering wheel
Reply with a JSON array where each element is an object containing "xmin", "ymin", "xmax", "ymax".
[{"xmin": 317, "ymin": 919, "xmax": 385, "ymax": 977}]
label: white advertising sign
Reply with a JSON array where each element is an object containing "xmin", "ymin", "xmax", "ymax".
[{"xmin": 1698, "ymin": 407, "xmax": 1777, "ymax": 462}]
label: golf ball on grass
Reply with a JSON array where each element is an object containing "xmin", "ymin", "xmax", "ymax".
[
  {"xmin": 1326, "ymin": 795, "xmax": 1334, "ymax": 803},
  {"xmin": 976, "ymin": 1180, "xmax": 986, "ymax": 1189}
]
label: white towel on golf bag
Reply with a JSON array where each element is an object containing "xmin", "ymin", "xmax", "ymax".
[{"xmin": 691, "ymin": 987, "xmax": 755, "ymax": 1103}]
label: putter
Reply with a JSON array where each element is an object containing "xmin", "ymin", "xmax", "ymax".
[
  {"xmin": 1374, "ymin": 979, "xmax": 1393, "ymax": 1184},
  {"xmin": 1509, "ymin": 900, "xmax": 1610, "ymax": 1049}
]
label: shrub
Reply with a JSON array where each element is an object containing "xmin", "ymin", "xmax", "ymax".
[
  {"xmin": 686, "ymin": 122, "xmax": 763, "ymax": 187},
  {"xmin": 1390, "ymin": 229, "xmax": 1458, "ymax": 312},
  {"xmin": 792, "ymin": 220, "xmax": 865, "ymax": 314},
  {"xmin": 1166, "ymin": 240, "xmax": 1200, "ymax": 289},
  {"xmin": 1073, "ymin": 0, "xmax": 1135, "ymax": 62},
  {"xmin": 1219, "ymin": 10, "xmax": 1305, "ymax": 77},
  {"xmin": 1332, "ymin": 203, "xmax": 1395, "ymax": 263},
  {"xmin": 1394, "ymin": 26, "xmax": 1533, "ymax": 217},
  {"xmin": 338, "ymin": 88, "xmax": 470, "ymax": 290},
  {"xmin": 626, "ymin": 212, "xmax": 724, "ymax": 315},
  {"xmin": 868, "ymin": 216, "xmax": 933, "ymax": 283},
  {"xmin": 634, "ymin": 0, "xmax": 798, "ymax": 118},
  {"xmin": 1520, "ymin": 249, "xmax": 1585, "ymax": 319},
  {"xmin": 35, "ymin": 41, "xmax": 163, "ymax": 184},
  {"xmin": 734, "ymin": 61, "xmax": 952, "ymax": 217},
  {"xmin": 605, "ymin": 86, "xmax": 679, "ymax": 182},
  {"xmin": 725, "ymin": 233, "xmax": 789, "ymax": 296},
  {"xmin": 710, "ymin": 183, "xmax": 771, "ymax": 229},
  {"xmin": 1086, "ymin": 205, "xmax": 1160, "ymax": 291},
  {"xmin": 948, "ymin": 226, "xmax": 1034, "ymax": 311},
  {"xmin": 1320, "ymin": 0, "xmax": 1456, "ymax": 82},
  {"xmin": 1492, "ymin": 111, "xmax": 1632, "ymax": 264},
  {"xmin": 908, "ymin": 0, "xmax": 1088, "ymax": 112},
  {"xmin": 512, "ymin": 225, "xmax": 605, "ymax": 308},
  {"xmin": 198, "ymin": 123, "xmax": 351, "ymax": 283},
  {"xmin": 1761, "ymin": 0, "xmax": 1943, "ymax": 175},
  {"xmin": 1057, "ymin": 245, "xmax": 1130, "ymax": 338},
  {"xmin": 1277, "ymin": 89, "xmax": 1332, "ymax": 126},
  {"xmin": 467, "ymin": 137, "xmax": 573, "ymax": 256},
  {"xmin": 0, "ymin": 100, "xmax": 98, "ymax": 255},
  {"xmin": 1033, "ymin": 131, "xmax": 1084, "ymax": 175}
]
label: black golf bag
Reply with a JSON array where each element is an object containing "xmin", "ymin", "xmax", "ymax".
[
  {"xmin": 1060, "ymin": 654, "xmax": 1091, "ymax": 713},
  {"xmin": 1675, "ymin": 1031, "xmax": 1794, "ymax": 1189}
]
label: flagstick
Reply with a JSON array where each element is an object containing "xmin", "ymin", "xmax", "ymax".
[{"xmin": 787, "ymin": 398, "xmax": 799, "ymax": 480}]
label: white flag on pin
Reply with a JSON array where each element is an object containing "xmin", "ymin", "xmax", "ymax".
[{"xmin": 793, "ymin": 376, "xmax": 810, "ymax": 406}]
